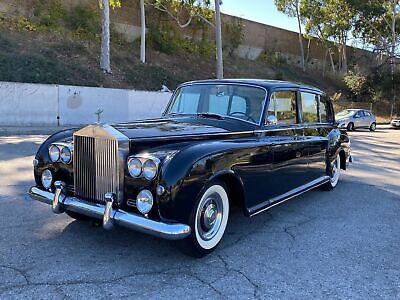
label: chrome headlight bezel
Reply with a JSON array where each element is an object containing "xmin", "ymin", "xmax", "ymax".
[
  {"xmin": 60, "ymin": 146, "xmax": 73, "ymax": 164},
  {"xmin": 127, "ymin": 157, "xmax": 143, "ymax": 177},
  {"xmin": 142, "ymin": 159, "xmax": 158, "ymax": 180},
  {"xmin": 49, "ymin": 145, "xmax": 60, "ymax": 162},
  {"xmin": 48, "ymin": 143, "xmax": 73, "ymax": 164},
  {"xmin": 127, "ymin": 155, "xmax": 160, "ymax": 181}
]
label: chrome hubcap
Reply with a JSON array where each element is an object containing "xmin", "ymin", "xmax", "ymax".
[
  {"xmin": 197, "ymin": 193, "xmax": 223, "ymax": 241},
  {"xmin": 330, "ymin": 155, "xmax": 340, "ymax": 186}
]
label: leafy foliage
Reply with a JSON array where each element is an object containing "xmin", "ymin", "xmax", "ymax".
[{"xmin": 225, "ymin": 18, "xmax": 244, "ymax": 56}]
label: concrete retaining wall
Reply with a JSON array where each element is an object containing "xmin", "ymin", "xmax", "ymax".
[{"xmin": 0, "ymin": 82, "xmax": 171, "ymax": 126}]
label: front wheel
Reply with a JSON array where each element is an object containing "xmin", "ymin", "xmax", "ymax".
[
  {"xmin": 369, "ymin": 122, "xmax": 376, "ymax": 131},
  {"xmin": 322, "ymin": 154, "xmax": 341, "ymax": 191},
  {"xmin": 181, "ymin": 181, "xmax": 229, "ymax": 257}
]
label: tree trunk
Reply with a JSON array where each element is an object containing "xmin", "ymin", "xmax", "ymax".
[
  {"xmin": 295, "ymin": 1, "xmax": 305, "ymax": 71},
  {"xmin": 100, "ymin": 0, "xmax": 111, "ymax": 73},
  {"xmin": 328, "ymin": 48, "xmax": 335, "ymax": 73},
  {"xmin": 214, "ymin": 0, "xmax": 223, "ymax": 79},
  {"xmin": 140, "ymin": 0, "xmax": 146, "ymax": 63},
  {"xmin": 342, "ymin": 43, "xmax": 348, "ymax": 73}
]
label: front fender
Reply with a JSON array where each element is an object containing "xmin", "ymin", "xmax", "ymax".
[
  {"xmin": 34, "ymin": 128, "xmax": 78, "ymax": 186},
  {"xmin": 156, "ymin": 139, "xmax": 253, "ymax": 223}
]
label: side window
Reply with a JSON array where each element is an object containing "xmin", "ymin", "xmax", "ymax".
[
  {"xmin": 355, "ymin": 111, "xmax": 364, "ymax": 118},
  {"xmin": 267, "ymin": 91, "xmax": 297, "ymax": 125},
  {"xmin": 170, "ymin": 92, "xmax": 200, "ymax": 114},
  {"xmin": 300, "ymin": 92, "xmax": 319, "ymax": 123},
  {"xmin": 319, "ymin": 96, "xmax": 332, "ymax": 123},
  {"xmin": 364, "ymin": 111, "xmax": 371, "ymax": 117}
]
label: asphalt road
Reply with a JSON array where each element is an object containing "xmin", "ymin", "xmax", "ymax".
[{"xmin": 0, "ymin": 127, "xmax": 399, "ymax": 299}]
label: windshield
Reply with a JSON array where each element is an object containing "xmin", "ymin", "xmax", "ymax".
[
  {"xmin": 165, "ymin": 84, "xmax": 267, "ymax": 124},
  {"xmin": 336, "ymin": 110, "xmax": 355, "ymax": 117}
]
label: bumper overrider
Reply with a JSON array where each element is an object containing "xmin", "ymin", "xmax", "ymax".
[{"xmin": 28, "ymin": 181, "xmax": 191, "ymax": 240}]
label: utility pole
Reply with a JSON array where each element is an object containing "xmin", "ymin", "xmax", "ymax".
[
  {"xmin": 140, "ymin": 0, "xmax": 146, "ymax": 63},
  {"xmin": 390, "ymin": 0, "xmax": 397, "ymax": 119},
  {"xmin": 215, "ymin": 0, "xmax": 224, "ymax": 79},
  {"xmin": 100, "ymin": 0, "xmax": 111, "ymax": 73}
]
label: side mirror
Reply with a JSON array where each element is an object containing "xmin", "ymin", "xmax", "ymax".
[{"xmin": 265, "ymin": 115, "xmax": 278, "ymax": 126}]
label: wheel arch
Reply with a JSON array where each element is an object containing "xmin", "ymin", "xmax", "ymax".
[{"xmin": 208, "ymin": 170, "xmax": 247, "ymax": 215}]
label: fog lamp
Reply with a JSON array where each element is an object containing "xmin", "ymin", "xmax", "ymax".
[
  {"xmin": 41, "ymin": 169, "xmax": 53, "ymax": 190},
  {"xmin": 136, "ymin": 189, "xmax": 153, "ymax": 215}
]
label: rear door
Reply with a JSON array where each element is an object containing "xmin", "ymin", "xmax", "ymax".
[{"xmin": 299, "ymin": 91, "xmax": 331, "ymax": 182}]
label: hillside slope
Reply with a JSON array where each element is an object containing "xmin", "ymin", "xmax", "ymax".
[{"xmin": 0, "ymin": 20, "xmax": 344, "ymax": 94}]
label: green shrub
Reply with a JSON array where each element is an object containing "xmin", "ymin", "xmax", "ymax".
[
  {"xmin": 147, "ymin": 26, "xmax": 215, "ymax": 57},
  {"xmin": 147, "ymin": 26, "xmax": 177, "ymax": 54},
  {"xmin": 63, "ymin": 5, "xmax": 99, "ymax": 38}
]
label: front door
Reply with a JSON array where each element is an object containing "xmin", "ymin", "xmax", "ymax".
[{"xmin": 263, "ymin": 90, "xmax": 309, "ymax": 197}]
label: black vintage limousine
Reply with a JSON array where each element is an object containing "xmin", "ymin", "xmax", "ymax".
[{"xmin": 29, "ymin": 79, "xmax": 351, "ymax": 257}]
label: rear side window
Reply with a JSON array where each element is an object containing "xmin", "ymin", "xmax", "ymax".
[
  {"xmin": 320, "ymin": 96, "xmax": 333, "ymax": 123},
  {"xmin": 300, "ymin": 92, "xmax": 319, "ymax": 123},
  {"xmin": 267, "ymin": 91, "xmax": 297, "ymax": 124}
]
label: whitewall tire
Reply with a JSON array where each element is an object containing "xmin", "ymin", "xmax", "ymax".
[
  {"xmin": 182, "ymin": 181, "xmax": 229, "ymax": 257},
  {"xmin": 323, "ymin": 154, "xmax": 341, "ymax": 190}
]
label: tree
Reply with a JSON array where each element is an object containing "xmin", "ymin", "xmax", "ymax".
[
  {"xmin": 274, "ymin": 0, "xmax": 306, "ymax": 71},
  {"xmin": 152, "ymin": 0, "xmax": 224, "ymax": 79},
  {"xmin": 301, "ymin": 0, "xmax": 336, "ymax": 72},
  {"xmin": 301, "ymin": 0, "xmax": 354, "ymax": 73},
  {"xmin": 100, "ymin": 0, "xmax": 121, "ymax": 73},
  {"xmin": 349, "ymin": 0, "xmax": 399, "ymax": 117}
]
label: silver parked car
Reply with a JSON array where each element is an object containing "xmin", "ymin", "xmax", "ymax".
[
  {"xmin": 336, "ymin": 109, "xmax": 376, "ymax": 131},
  {"xmin": 391, "ymin": 117, "xmax": 400, "ymax": 129}
]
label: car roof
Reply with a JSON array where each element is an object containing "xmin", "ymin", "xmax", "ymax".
[{"xmin": 179, "ymin": 79, "xmax": 324, "ymax": 94}]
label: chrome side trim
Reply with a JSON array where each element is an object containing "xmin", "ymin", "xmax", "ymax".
[
  {"xmin": 27, "ymin": 186, "xmax": 191, "ymax": 240},
  {"xmin": 248, "ymin": 176, "xmax": 330, "ymax": 217}
]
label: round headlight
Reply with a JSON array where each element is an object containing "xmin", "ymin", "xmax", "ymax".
[
  {"xmin": 49, "ymin": 145, "xmax": 60, "ymax": 162},
  {"xmin": 128, "ymin": 158, "xmax": 142, "ymax": 177},
  {"xmin": 143, "ymin": 159, "xmax": 158, "ymax": 180},
  {"xmin": 60, "ymin": 147, "xmax": 72, "ymax": 164},
  {"xmin": 41, "ymin": 169, "xmax": 53, "ymax": 189},
  {"xmin": 136, "ymin": 189, "xmax": 153, "ymax": 214}
]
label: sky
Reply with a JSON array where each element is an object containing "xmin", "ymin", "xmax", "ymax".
[{"xmin": 220, "ymin": 0, "xmax": 300, "ymax": 33}]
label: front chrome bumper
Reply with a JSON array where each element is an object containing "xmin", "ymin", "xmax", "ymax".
[{"xmin": 28, "ymin": 184, "xmax": 191, "ymax": 240}]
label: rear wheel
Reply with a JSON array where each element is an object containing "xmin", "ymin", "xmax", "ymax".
[
  {"xmin": 347, "ymin": 122, "xmax": 354, "ymax": 131},
  {"xmin": 369, "ymin": 122, "xmax": 376, "ymax": 131},
  {"xmin": 180, "ymin": 181, "xmax": 229, "ymax": 257},
  {"xmin": 323, "ymin": 154, "xmax": 341, "ymax": 191}
]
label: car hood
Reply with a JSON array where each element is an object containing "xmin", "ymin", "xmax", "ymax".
[
  {"xmin": 112, "ymin": 118, "xmax": 231, "ymax": 139},
  {"xmin": 335, "ymin": 116, "xmax": 351, "ymax": 122}
]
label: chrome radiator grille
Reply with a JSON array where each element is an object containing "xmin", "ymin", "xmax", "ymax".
[{"xmin": 74, "ymin": 135, "xmax": 119, "ymax": 203}]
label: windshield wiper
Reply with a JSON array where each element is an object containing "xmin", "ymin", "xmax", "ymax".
[{"xmin": 196, "ymin": 113, "xmax": 225, "ymax": 119}]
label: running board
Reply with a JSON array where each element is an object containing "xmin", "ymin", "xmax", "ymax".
[{"xmin": 248, "ymin": 176, "xmax": 330, "ymax": 217}]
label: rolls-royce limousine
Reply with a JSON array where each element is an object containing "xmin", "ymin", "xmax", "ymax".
[{"xmin": 28, "ymin": 79, "xmax": 351, "ymax": 257}]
